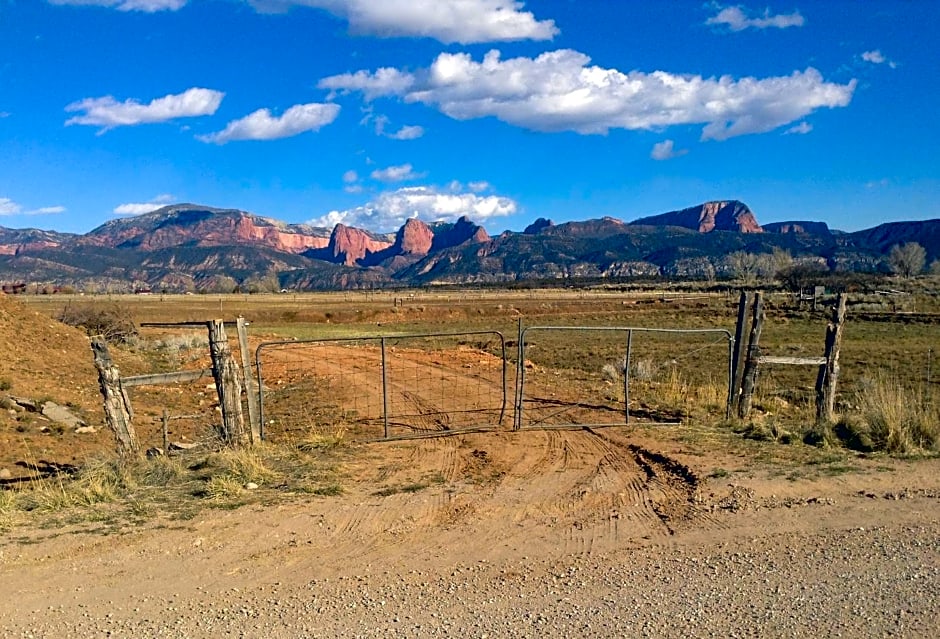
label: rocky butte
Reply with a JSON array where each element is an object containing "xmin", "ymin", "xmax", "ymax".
[{"xmin": 631, "ymin": 200, "xmax": 763, "ymax": 233}]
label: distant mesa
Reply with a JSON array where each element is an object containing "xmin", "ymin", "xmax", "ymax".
[
  {"xmin": 631, "ymin": 200, "xmax": 762, "ymax": 234},
  {"xmin": 81, "ymin": 204, "xmax": 331, "ymax": 254},
  {"xmin": 763, "ymin": 221, "xmax": 832, "ymax": 236}
]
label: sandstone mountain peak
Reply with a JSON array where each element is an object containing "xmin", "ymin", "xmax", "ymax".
[
  {"xmin": 395, "ymin": 218, "xmax": 435, "ymax": 256},
  {"xmin": 631, "ymin": 200, "xmax": 762, "ymax": 234},
  {"xmin": 328, "ymin": 223, "xmax": 394, "ymax": 266}
]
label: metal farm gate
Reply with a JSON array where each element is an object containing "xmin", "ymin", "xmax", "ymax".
[
  {"xmin": 255, "ymin": 331, "xmax": 508, "ymax": 440},
  {"xmin": 252, "ymin": 325, "xmax": 734, "ymax": 441}
]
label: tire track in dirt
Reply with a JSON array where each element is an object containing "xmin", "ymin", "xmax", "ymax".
[{"xmin": 584, "ymin": 427, "xmax": 718, "ymax": 535}]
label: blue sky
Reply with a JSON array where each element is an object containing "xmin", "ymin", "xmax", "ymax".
[{"xmin": 0, "ymin": 1, "xmax": 937, "ymax": 235}]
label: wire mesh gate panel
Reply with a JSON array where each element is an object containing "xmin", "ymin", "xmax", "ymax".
[
  {"xmin": 255, "ymin": 332, "xmax": 508, "ymax": 440},
  {"xmin": 514, "ymin": 326, "xmax": 733, "ymax": 429}
]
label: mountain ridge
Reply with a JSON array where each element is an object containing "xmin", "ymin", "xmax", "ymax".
[{"xmin": 0, "ymin": 201, "xmax": 937, "ymax": 292}]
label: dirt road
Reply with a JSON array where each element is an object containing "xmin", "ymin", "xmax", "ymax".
[{"xmin": 2, "ymin": 429, "xmax": 939, "ymax": 637}]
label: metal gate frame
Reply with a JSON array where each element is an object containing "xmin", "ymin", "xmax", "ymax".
[
  {"xmin": 513, "ymin": 326, "xmax": 734, "ymax": 430},
  {"xmin": 254, "ymin": 331, "xmax": 508, "ymax": 440}
]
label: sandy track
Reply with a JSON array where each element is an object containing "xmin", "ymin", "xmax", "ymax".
[{"xmin": 2, "ymin": 430, "xmax": 939, "ymax": 637}]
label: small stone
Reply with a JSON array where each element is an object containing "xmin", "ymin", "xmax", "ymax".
[
  {"xmin": 0, "ymin": 468, "xmax": 12, "ymax": 480},
  {"xmin": 74, "ymin": 425, "xmax": 97, "ymax": 434},
  {"xmin": 245, "ymin": 482, "xmax": 259, "ymax": 490}
]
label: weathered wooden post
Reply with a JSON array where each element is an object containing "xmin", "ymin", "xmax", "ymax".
[
  {"xmin": 737, "ymin": 292, "xmax": 765, "ymax": 419},
  {"xmin": 730, "ymin": 290, "xmax": 752, "ymax": 413},
  {"xmin": 208, "ymin": 319, "xmax": 249, "ymax": 446},
  {"xmin": 91, "ymin": 337, "xmax": 140, "ymax": 458},
  {"xmin": 815, "ymin": 293, "xmax": 847, "ymax": 423},
  {"xmin": 236, "ymin": 317, "xmax": 261, "ymax": 443}
]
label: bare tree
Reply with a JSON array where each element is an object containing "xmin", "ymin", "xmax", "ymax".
[
  {"xmin": 888, "ymin": 242, "xmax": 926, "ymax": 278},
  {"xmin": 726, "ymin": 251, "xmax": 761, "ymax": 285}
]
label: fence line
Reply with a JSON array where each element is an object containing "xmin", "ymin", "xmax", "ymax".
[{"xmin": 513, "ymin": 326, "xmax": 734, "ymax": 431}]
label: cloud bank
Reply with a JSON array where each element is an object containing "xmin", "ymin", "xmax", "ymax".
[
  {"xmin": 249, "ymin": 0, "xmax": 557, "ymax": 43},
  {"xmin": 198, "ymin": 102, "xmax": 340, "ymax": 144},
  {"xmin": 65, "ymin": 87, "xmax": 223, "ymax": 131},
  {"xmin": 319, "ymin": 49, "xmax": 856, "ymax": 140},
  {"xmin": 310, "ymin": 184, "xmax": 517, "ymax": 231}
]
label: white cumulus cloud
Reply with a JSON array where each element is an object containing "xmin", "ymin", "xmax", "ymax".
[
  {"xmin": 706, "ymin": 5, "xmax": 805, "ymax": 31},
  {"xmin": 0, "ymin": 198, "xmax": 67, "ymax": 216},
  {"xmin": 49, "ymin": 0, "xmax": 187, "ymax": 11},
  {"xmin": 861, "ymin": 50, "xmax": 896, "ymax": 68},
  {"xmin": 388, "ymin": 124, "xmax": 425, "ymax": 140},
  {"xmin": 309, "ymin": 185, "xmax": 517, "ymax": 232},
  {"xmin": 320, "ymin": 67, "xmax": 417, "ymax": 100},
  {"xmin": 248, "ymin": 0, "xmax": 557, "ymax": 43},
  {"xmin": 198, "ymin": 102, "xmax": 340, "ymax": 144},
  {"xmin": 65, "ymin": 87, "xmax": 223, "ymax": 131},
  {"xmin": 319, "ymin": 49, "xmax": 856, "ymax": 141},
  {"xmin": 370, "ymin": 163, "xmax": 423, "ymax": 182},
  {"xmin": 113, "ymin": 194, "xmax": 175, "ymax": 216},
  {"xmin": 650, "ymin": 139, "xmax": 688, "ymax": 160}
]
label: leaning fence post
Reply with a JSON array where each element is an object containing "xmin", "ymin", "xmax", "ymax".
[
  {"xmin": 737, "ymin": 292, "xmax": 765, "ymax": 419},
  {"xmin": 815, "ymin": 293, "xmax": 847, "ymax": 424},
  {"xmin": 730, "ymin": 290, "xmax": 752, "ymax": 413},
  {"xmin": 91, "ymin": 337, "xmax": 140, "ymax": 458},
  {"xmin": 236, "ymin": 317, "xmax": 261, "ymax": 443},
  {"xmin": 208, "ymin": 319, "xmax": 249, "ymax": 446}
]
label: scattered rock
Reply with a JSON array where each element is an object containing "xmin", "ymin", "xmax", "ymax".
[
  {"xmin": 41, "ymin": 401, "xmax": 86, "ymax": 429},
  {"xmin": 169, "ymin": 441, "xmax": 198, "ymax": 451},
  {"xmin": 0, "ymin": 468, "xmax": 11, "ymax": 480},
  {"xmin": 146, "ymin": 447, "xmax": 165, "ymax": 458},
  {"xmin": 9, "ymin": 396, "xmax": 37, "ymax": 412},
  {"xmin": 74, "ymin": 425, "xmax": 97, "ymax": 434},
  {"xmin": 244, "ymin": 482, "xmax": 259, "ymax": 490}
]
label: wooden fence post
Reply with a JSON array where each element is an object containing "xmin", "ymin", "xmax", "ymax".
[
  {"xmin": 737, "ymin": 292, "xmax": 765, "ymax": 419},
  {"xmin": 236, "ymin": 317, "xmax": 261, "ymax": 443},
  {"xmin": 91, "ymin": 337, "xmax": 140, "ymax": 458},
  {"xmin": 730, "ymin": 290, "xmax": 752, "ymax": 413},
  {"xmin": 815, "ymin": 293, "xmax": 847, "ymax": 423},
  {"xmin": 208, "ymin": 319, "xmax": 249, "ymax": 446}
]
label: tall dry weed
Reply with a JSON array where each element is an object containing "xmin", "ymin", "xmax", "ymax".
[{"xmin": 840, "ymin": 375, "xmax": 939, "ymax": 454}]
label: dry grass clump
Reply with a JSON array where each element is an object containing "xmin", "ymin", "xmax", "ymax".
[
  {"xmin": 1, "ymin": 439, "xmax": 347, "ymax": 529},
  {"xmin": 204, "ymin": 444, "xmax": 280, "ymax": 486},
  {"xmin": 835, "ymin": 376, "xmax": 940, "ymax": 454},
  {"xmin": 296, "ymin": 427, "xmax": 348, "ymax": 452}
]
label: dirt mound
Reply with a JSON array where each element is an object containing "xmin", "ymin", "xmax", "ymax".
[{"xmin": 0, "ymin": 295, "xmax": 138, "ymax": 478}]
